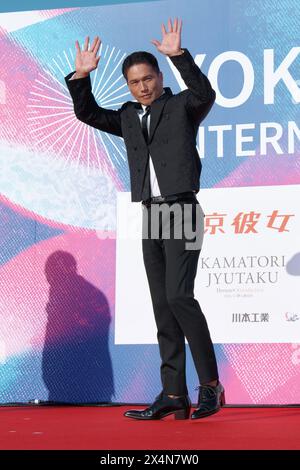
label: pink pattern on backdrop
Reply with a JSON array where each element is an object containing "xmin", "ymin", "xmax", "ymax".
[
  {"xmin": 0, "ymin": 230, "xmax": 116, "ymax": 357},
  {"xmin": 214, "ymin": 153, "xmax": 300, "ymax": 188},
  {"xmin": 223, "ymin": 343, "xmax": 300, "ymax": 404},
  {"xmin": 0, "ymin": 193, "xmax": 117, "ymax": 234},
  {"xmin": 0, "ymin": 32, "xmax": 124, "ymax": 191}
]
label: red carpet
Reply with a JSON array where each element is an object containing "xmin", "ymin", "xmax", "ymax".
[{"xmin": 0, "ymin": 406, "xmax": 299, "ymax": 450}]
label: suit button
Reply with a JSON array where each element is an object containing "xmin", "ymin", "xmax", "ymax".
[
  {"xmin": 134, "ymin": 146, "xmax": 137, "ymax": 150},
  {"xmin": 161, "ymin": 161, "xmax": 166, "ymax": 167},
  {"xmin": 137, "ymin": 168, "xmax": 141, "ymax": 173},
  {"xmin": 164, "ymin": 114, "xmax": 169, "ymax": 120}
]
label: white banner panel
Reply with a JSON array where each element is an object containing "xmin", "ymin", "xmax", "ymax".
[{"xmin": 115, "ymin": 185, "xmax": 300, "ymax": 344}]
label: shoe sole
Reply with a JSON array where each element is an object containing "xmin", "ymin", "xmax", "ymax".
[
  {"xmin": 124, "ymin": 409, "xmax": 190, "ymax": 420},
  {"xmin": 190, "ymin": 407, "xmax": 221, "ymax": 420}
]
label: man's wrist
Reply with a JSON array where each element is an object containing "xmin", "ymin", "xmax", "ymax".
[
  {"xmin": 167, "ymin": 49, "xmax": 185, "ymax": 57},
  {"xmin": 70, "ymin": 71, "xmax": 90, "ymax": 80}
]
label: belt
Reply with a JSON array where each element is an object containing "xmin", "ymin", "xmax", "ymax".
[{"xmin": 142, "ymin": 191, "xmax": 196, "ymax": 207}]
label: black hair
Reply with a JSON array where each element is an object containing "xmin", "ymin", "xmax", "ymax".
[{"xmin": 122, "ymin": 51, "xmax": 160, "ymax": 81}]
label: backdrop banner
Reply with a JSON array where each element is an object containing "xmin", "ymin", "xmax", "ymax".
[{"xmin": 1, "ymin": 0, "xmax": 300, "ymax": 405}]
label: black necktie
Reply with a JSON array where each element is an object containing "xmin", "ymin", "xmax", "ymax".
[
  {"xmin": 141, "ymin": 105, "xmax": 151, "ymax": 144},
  {"xmin": 141, "ymin": 105, "xmax": 151, "ymax": 201}
]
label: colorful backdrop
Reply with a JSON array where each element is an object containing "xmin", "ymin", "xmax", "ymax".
[{"xmin": 1, "ymin": 0, "xmax": 300, "ymax": 404}]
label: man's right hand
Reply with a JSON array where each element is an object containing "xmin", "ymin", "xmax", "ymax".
[{"xmin": 71, "ymin": 36, "xmax": 101, "ymax": 79}]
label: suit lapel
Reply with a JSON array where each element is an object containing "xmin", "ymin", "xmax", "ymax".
[
  {"xmin": 127, "ymin": 105, "xmax": 146, "ymax": 146},
  {"xmin": 148, "ymin": 88, "xmax": 172, "ymax": 143},
  {"xmin": 127, "ymin": 87, "xmax": 173, "ymax": 145}
]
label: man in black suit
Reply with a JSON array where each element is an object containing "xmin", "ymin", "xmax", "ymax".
[{"xmin": 65, "ymin": 17, "xmax": 225, "ymax": 420}]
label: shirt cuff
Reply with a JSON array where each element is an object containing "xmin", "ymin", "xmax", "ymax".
[{"xmin": 68, "ymin": 72, "xmax": 78, "ymax": 81}]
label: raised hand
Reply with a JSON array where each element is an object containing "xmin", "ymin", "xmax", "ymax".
[
  {"xmin": 151, "ymin": 17, "xmax": 183, "ymax": 57},
  {"xmin": 74, "ymin": 36, "xmax": 101, "ymax": 77}
]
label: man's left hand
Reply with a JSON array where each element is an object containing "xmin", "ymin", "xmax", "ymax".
[{"xmin": 151, "ymin": 17, "xmax": 184, "ymax": 57}]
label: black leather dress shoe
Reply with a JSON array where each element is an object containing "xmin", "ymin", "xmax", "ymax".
[
  {"xmin": 191, "ymin": 381, "xmax": 225, "ymax": 419},
  {"xmin": 124, "ymin": 392, "xmax": 191, "ymax": 420}
]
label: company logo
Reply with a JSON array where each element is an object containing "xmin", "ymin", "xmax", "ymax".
[
  {"xmin": 232, "ymin": 312, "xmax": 270, "ymax": 323},
  {"xmin": 285, "ymin": 312, "xmax": 300, "ymax": 322}
]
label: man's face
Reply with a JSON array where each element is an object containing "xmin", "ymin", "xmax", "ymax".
[{"xmin": 126, "ymin": 63, "xmax": 164, "ymax": 106}]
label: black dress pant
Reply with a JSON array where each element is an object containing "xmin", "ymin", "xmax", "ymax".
[{"xmin": 142, "ymin": 198, "xmax": 219, "ymax": 395}]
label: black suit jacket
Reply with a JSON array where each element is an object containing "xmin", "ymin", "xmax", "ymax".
[{"xmin": 65, "ymin": 48, "xmax": 215, "ymax": 202}]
